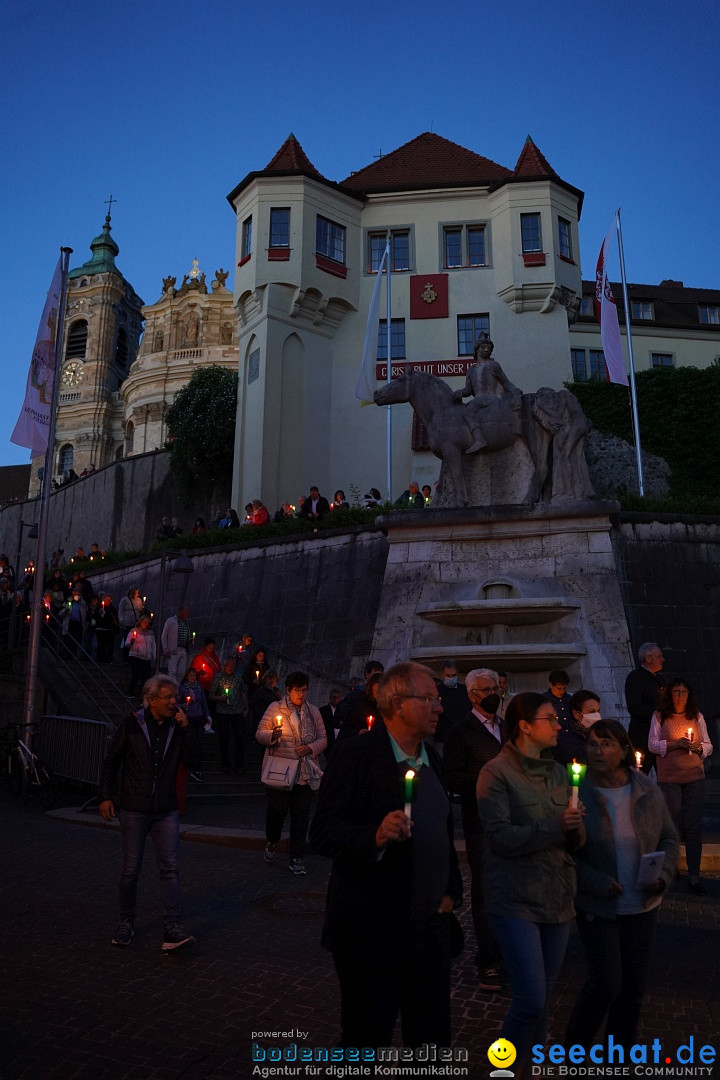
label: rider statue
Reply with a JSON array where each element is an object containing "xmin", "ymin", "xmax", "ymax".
[{"xmin": 452, "ymin": 335, "xmax": 522, "ymax": 454}]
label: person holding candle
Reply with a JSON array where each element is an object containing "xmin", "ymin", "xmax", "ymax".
[
  {"xmin": 336, "ymin": 670, "xmax": 382, "ymax": 742},
  {"xmin": 624, "ymin": 641, "xmax": 666, "ymax": 774},
  {"xmin": 648, "ymin": 678, "xmax": 712, "ymax": 894},
  {"xmin": 179, "ymin": 667, "xmax": 212, "ymax": 781},
  {"xmin": 567, "ymin": 720, "xmax": 679, "ymax": 1053},
  {"xmin": 256, "ymin": 671, "xmax": 326, "ymax": 874},
  {"xmin": 118, "ymin": 587, "xmax": 145, "ymax": 663},
  {"xmin": 126, "ymin": 615, "xmax": 156, "ymax": 696},
  {"xmin": 161, "ymin": 605, "xmax": 192, "ymax": 683},
  {"xmin": 210, "ymin": 657, "xmax": 248, "ymax": 773},
  {"xmin": 310, "ymin": 661, "xmax": 462, "ymax": 1052},
  {"xmin": 476, "ymin": 693, "xmax": 585, "ymax": 1077},
  {"xmin": 242, "ymin": 647, "xmax": 270, "ymax": 699}
]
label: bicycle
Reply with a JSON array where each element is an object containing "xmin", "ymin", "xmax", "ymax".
[{"xmin": 1, "ymin": 723, "xmax": 56, "ymax": 810}]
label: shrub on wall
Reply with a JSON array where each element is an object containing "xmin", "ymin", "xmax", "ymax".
[
  {"xmin": 165, "ymin": 366, "xmax": 238, "ymax": 505},
  {"xmin": 570, "ymin": 364, "xmax": 720, "ymax": 498}
]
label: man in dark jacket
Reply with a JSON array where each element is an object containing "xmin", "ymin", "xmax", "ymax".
[
  {"xmin": 625, "ymin": 641, "xmax": 666, "ymax": 773},
  {"xmin": 310, "ymin": 661, "xmax": 462, "ymax": 1050},
  {"xmin": 297, "ymin": 486, "xmax": 330, "ymax": 521},
  {"xmin": 99, "ymin": 674, "xmax": 195, "ymax": 951},
  {"xmin": 443, "ymin": 667, "xmax": 504, "ymax": 990}
]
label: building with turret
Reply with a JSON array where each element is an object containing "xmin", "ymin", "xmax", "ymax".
[{"xmin": 227, "ymin": 132, "xmax": 584, "ymax": 509}]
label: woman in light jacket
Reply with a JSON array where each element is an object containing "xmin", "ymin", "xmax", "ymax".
[
  {"xmin": 126, "ymin": 614, "xmax": 156, "ymax": 695},
  {"xmin": 256, "ymin": 670, "xmax": 326, "ymax": 876},
  {"xmin": 476, "ymin": 692, "xmax": 585, "ymax": 1078},
  {"xmin": 567, "ymin": 719, "xmax": 679, "ymax": 1052}
]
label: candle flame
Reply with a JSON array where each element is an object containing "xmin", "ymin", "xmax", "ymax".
[{"xmin": 405, "ymin": 768, "xmax": 415, "ymax": 781}]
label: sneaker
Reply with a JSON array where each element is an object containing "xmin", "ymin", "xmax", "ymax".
[
  {"xmin": 478, "ymin": 966, "xmax": 502, "ymax": 991},
  {"xmin": 204, "ymin": 723, "xmax": 216, "ymax": 734},
  {"xmin": 264, "ymin": 842, "xmax": 277, "ymax": 863},
  {"xmin": 161, "ymin": 925, "xmax": 196, "ymax": 951},
  {"xmin": 190, "ymin": 771, "xmax": 203, "ymax": 782},
  {"xmin": 289, "ymin": 858, "xmax": 307, "ymax": 876},
  {"xmin": 111, "ymin": 920, "xmax": 134, "ymax": 946}
]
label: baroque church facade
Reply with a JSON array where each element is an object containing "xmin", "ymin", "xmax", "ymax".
[{"xmin": 30, "ymin": 215, "xmax": 238, "ymax": 496}]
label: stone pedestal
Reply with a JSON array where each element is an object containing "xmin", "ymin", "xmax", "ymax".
[{"xmin": 371, "ymin": 502, "xmax": 633, "ymax": 721}]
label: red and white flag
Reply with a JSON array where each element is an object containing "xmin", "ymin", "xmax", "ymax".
[
  {"xmin": 11, "ymin": 257, "xmax": 63, "ymax": 455},
  {"xmin": 595, "ymin": 220, "xmax": 628, "ymax": 386}
]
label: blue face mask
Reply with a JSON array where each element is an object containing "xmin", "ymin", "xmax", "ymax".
[{"xmin": 443, "ymin": 676, "xmax": 458, "ymax": 688}]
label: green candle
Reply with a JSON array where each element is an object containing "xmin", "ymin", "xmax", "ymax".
[{"xmin": 404, "ymin": 768, "xmax": 416, "ymax": 819}]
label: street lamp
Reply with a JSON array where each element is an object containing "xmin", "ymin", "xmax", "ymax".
[
  {"xmin": 11, "ymin": 520, "xmax": 39, "ymax": 648},
  {"xmin": 154, "ymin": 549, "xmax": 194, "ymax": 673}
]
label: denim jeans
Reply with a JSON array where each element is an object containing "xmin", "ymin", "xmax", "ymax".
[
  {"xmin": 566, "ymin": 907, "xmax": 658, "ymax": 1052},
  {"xmin": 118, "ymin": 809, "xmax": 181, "ymax": 930},
  {"xmin": 659, "ymin": 779, "xmax": 704, "ymax": 878},
  {"xmin": 491, "ymin": 915, "xmax": 571, "ymax": 1070}
]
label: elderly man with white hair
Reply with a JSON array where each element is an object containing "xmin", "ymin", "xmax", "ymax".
[
  {"xmin": 624, "ymin": 641, "xmax": 666, "ymax": 774},
  {"xmin": 443, "ymin": 667, "xmax": 505, "ymax": 991}
]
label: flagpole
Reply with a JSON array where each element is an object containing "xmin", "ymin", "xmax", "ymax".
[
  {"xmin": 615, "ymin": 210, "xmax": 644, "ymax": 496},
  {"xmin": 23, "ymin": 246, "xmax": 73, "ymax": 742},
  {"xmin": 385, "ymin": 238, "xmax": 392, "ymax": 502}
]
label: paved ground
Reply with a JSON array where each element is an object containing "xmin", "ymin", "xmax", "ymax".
[{"xmin": 2, "ymin": 787, "xmax": 719, "ymax": 1080}]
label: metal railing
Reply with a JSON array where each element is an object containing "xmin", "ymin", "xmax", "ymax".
[
  {"xmin": 40, "ymin": 714, "xmax": 114, "ymax": 786},
  {"xmin": 39, "ymin": 631, "xmax": 134, "ymax": 727}
]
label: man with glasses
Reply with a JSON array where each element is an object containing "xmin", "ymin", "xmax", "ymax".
[
  {"xmin": 444, "ymin": 668, "xmax": 504, "ymax": 991},
  {"xmin": 311, "ymin": 661, "xmax": 462, "ymax": 1051},
  {"xmin": 99, "ymin": 675, "xmax": 195, "ymax": 951}
]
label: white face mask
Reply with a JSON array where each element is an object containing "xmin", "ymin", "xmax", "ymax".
[{"xmin": 578, "ymin": 711, "xmax": 602, "ymax": 729}]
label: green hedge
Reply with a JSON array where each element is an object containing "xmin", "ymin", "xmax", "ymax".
[{"xmin": 570, "ymin": 364, "xmax": 720, "ymax": 497}]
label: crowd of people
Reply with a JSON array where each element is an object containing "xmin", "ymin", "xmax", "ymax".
[{"xmin": 97, "ymin": 640, "xmax": 714, "ymax": 1074}]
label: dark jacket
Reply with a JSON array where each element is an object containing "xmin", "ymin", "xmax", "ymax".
[
  {"xmin": 435, "ymin": 682, "xmax": 471, "ymax": 742},
  {"xmin": 310, "ymin": 723, "xmax": 462, "ymax": 962},
  {"xmin": 624, "ymin": 666, "xmax": 664, "ymax": 731},
  {"xmin": 443, "ymin": 711, "xmax": 503, "ymax": 835},
  {"xmin": 298, "ymin": 494, "xmax": 330, "ymax": 520},
  {"xmin": 99, "ymin": 708, "xmax": 192, "ymax": 813}
]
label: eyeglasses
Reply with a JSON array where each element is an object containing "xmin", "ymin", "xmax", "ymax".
[
  {"xmin": 469, "ymin": 685, "xmax": 499, "ymax": 695},
  {"xmin": 399, "ymin": 694, "xmax": 442, "ymax": 706},
  {"xmin": 535, "ymin": 712, "xmax": 559, "ymax": 724}
]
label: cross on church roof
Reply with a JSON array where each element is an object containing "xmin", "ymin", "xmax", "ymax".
[{"xmin": 105, "ymin": 194, "xmax": 116, "ymax": 216}]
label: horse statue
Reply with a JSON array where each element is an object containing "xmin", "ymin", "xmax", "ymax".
[{"xmin": 374, "ymin": 369, "xmax": 580, "ymax": 508}]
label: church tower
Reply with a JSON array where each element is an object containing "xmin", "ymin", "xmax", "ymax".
[{"xmin": 29, "ymin": 210, "xmax": 144, "ymax": 494}]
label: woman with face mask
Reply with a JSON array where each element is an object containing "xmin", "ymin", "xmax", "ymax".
[
  {"xmin": 567, "ymin": 720, "xmax": 678, "ymax": 1054},
  {"xmin": 552, "ymin": 689, "xmax": 602, "ymax": 766}
]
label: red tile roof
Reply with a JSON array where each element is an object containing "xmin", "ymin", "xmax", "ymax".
[
  {"xmin": 340, "ymin": 132, "xmax": 512, "ymax": 194},
  {"xmin": 513, "ymin": 136, "xmax": 559, "ymax": 179},
  {"xmin": 264, "ymin": 133, "xmax": 325, "ymax": 178}
]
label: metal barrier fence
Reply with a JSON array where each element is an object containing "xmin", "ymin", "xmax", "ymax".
[{"xmin": 40, "ymin": 714, "xmax": 115, "ymax": 786}]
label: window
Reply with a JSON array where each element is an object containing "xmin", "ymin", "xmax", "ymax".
[
  {"xmin": 269, "ymin": 208, "xmax": 290, "ymax": 249},
  {"xmin": 115, "ymin": 327, "xmax": 128, "ymax": 367},
  {"xmin": 248, "ymin": 347, "xmax": 260, "ymax": 384},
  {"xmin": 376, "ymin": 319, "xmax": 406, "ymax": 361},
  {"xmin": 59, "ymin": 444, "xmax": 74, "ymax": 473},
  {"xmin": 457, "ymin": 314, "xmax": 490, "ymax": 356},
  {"xmin": 521, "ymin": 213, "xmax": 542, "ymax": 253},
  {"xmin": 558, "ymin": 217, "xmax": 572, "ymax": 260},
  {"xmin": 651, "ymin": 352, "xmax": 674, "ymax": 368},
  {"xmin": 66, "ymin": 320, "xmax": 87, "ymax": 360},
  {"xmin": 241, "ymin": 216, "xmax": 252, "ymax": 259},
  {"xmin": 570, "ymin": 349, "xmax": 587, "ymax": 381},
  {"xmin": 631, "ymin": 301, "xmax": 654, "ymax": 320},
  {"xmin": 571, "ymin": 349, "xmax": 605, "ymax": 380},
  {"xmin": 579, "ymin": 296, "xmax": 594, "ymax": 317},
  {"xmin": 124, "ymin": 421, "xmax": 134, "ymax": 456},
  {"xmin": 316, "ymin": 215, "xmax": 345, "ymax": 264},
  {"xmin": 368, "ymin": 230, "xmax": 412, "ymax": 273},
  {"xmin": 699, "ymin": 304, "xmax": 719, "ymax": 325},
  {"xmin": 442, "ymin": 225, "xmax": 487, "ymax": 269}
]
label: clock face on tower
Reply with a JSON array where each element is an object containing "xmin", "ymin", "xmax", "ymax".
[{"xmin": 61, "ymin": 361, "xmax": 84, "ymax": 387}]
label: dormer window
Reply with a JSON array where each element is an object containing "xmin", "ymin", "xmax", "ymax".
[{"xmin": 631, "ymin": 301, "xmax": 654, "ymax": 320}]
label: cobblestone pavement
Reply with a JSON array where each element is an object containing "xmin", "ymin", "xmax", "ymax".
[{"xmin": 1, "ymin": 789, "xmax": 719, "ymax": 1080}]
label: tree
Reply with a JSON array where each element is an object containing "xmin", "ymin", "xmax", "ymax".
[{"xmin": 165, "ymin": 365, "xmax": 238, "ymax": 506}]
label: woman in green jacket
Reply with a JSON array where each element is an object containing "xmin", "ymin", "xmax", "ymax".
[{"xmin": 476, "ymin": 692, "xmax": 585, "ymax": 1077}]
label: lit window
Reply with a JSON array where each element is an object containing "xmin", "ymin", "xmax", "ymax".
[
  {"xmin": 570, "ymin": 349, "xmax": 587, "ymax": 381},
  {"xmin": 457, "ymin": 314, "xmax": 490, "ymax": 356},
  {"xmin": 558, "ymin": 217, "xmax": 572, "ymax": 260},
  {"xmin": 368, "ymin": 230, "xmax": 412, "ymax": 273},
  {"xmin": 316, "ymin": 216, "xmax": 346, "ymax": 264},
  {"xmin": 589, "ymin": 350, "xmax": 606, "ymax": 380},
  {"xmin": 376, "ymin": 319, "xmax": 406, "ymax": 361},
  {"xmin": 699, "ymin": 304, "xmax": 719, "ymax": 325},
  {"xmin": 521, "ymin": 213, "xmax": 542, "ymax": 253},
  {"xmin": 579, "ymin": 296, "xmax": 594, "ymax": 317},
  {"xmin": 631, "ymin": 301, "xmax": 654, "ymax": 320},
  {"xmin": 651, "ymin": 353, "xmax": 674, "ymax": 368},
  {"xmin": 442, "ymin": 225, "xmax": 487, "ymax": 269},
  {"xmin": 241, "ymin": 216, "xmax": 252, "ymax": 259},
  {"xmin": 269, "ymin": 208, "xmax": 290, "ymax": 249},
  {"xmin": 66, "ymin": 320, "xmax": 88, "ymax": 360}
]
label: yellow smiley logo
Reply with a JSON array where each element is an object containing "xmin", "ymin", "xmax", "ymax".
[{"xmin": 488, "ymin": 1039, "xmax": 517, "ymax": 1069}]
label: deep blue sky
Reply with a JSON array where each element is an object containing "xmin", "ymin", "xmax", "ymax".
[{"xmin": 2, "ymin": 0, "xmax": 718, "ymax": 465}]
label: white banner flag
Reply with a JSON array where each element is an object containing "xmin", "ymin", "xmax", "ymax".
[
  {"xmin": 11, "ymin": 257, "xmax": 63, "ymax": 455},
  {"xmin": 595, "ymin": 222, "xmax": 628, "ymax": 386},
  {"xmin": 356, "ymin": 243, "xmax": 389, "ymax": 404}
]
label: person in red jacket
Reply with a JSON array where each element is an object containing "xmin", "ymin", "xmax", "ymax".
[
  {"xmin": 189, "ymin": 637, "xmax": 222, "ymax": 693},
  {"xmin": 251, "ymin": 500, "xmax": 270, "ymax": 525}
]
